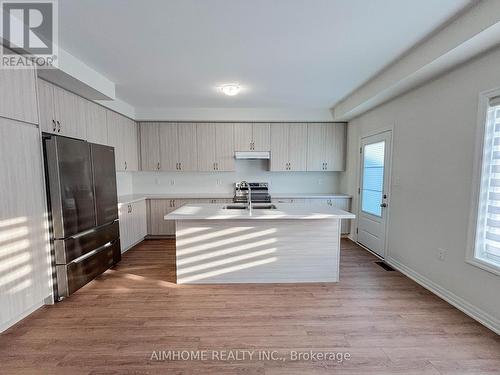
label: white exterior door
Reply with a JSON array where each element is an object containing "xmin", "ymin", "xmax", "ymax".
[{"xmin": 357, "ymin": 131, "xmax": 392, "ymax": 258}]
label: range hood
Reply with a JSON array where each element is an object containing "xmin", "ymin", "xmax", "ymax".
[{"xmin": 234, "ymin": 151, "xmax": 270, "ymax": 160}]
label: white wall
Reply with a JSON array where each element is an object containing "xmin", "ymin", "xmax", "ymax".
[
  {"xmin": 128, "ymin": 160, "xmax": 341, "ymax": 195},
  {"xmin": 341, "ymin": 46, "xmax": 500, "ymax": 332}
]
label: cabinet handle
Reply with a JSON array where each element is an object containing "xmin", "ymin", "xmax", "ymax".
[
  {"xmin": 325, "ymin": 162, "xmax": 328, "ymax": 170},
  {"xmin": 216, "ymin": 162, "xmax": 219, "ymax": 170},
  {"xmin": 56, "ymin": 120, "xmax": 61, "ymax": 133},
  {"xmin": 213, "ymin": 162, "xmax": 216, "ymax": 171},
  {"xmin": 179, "ymin": 162, "xmax": 182, "ymax": 170},
  {"xmin": 52, "ymin": 119, "xmax": 56, "ymax": 132},
  {"xmin": 124, "ymin": 161, "xmax": 127, "ymax": 170}
]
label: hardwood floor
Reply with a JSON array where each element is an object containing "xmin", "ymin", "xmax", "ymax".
[{"xmin": 1, "ymin": 239, "xmax": 499, "ymax": 374}]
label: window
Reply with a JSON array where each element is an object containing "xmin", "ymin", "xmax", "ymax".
[
  {"xmin": 361, "ymin": 141, "xmax": 385, "ymax": 217},
  {"xmin": 473, "ymin": 94, "xmax": 500, "ymax": 273}
]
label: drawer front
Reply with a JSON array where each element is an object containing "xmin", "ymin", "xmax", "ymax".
[
  {"xmin": 54, "ymin": 220, "xmax": 119, "ymax": 264},
  {"xmin": 56, "ymin": 239, "xmax": 121, "ymax": 298}
]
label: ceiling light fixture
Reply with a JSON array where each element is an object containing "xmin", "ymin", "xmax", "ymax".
[{"xmin": 218, "ymin": 83, "xmax": 241, "ymax": 96}]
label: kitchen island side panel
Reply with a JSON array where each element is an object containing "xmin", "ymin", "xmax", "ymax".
[{"xmin": 175, "ymin": 219, "xmax": 340, "ymax": 284}]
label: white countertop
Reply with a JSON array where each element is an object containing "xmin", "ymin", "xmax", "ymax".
[
  {"xmin": 118, "ymin": 193, "xmax": 352, "ymax": 205},
  {"xmin": 117, "ymin": 193, "xmax": 232, "ymax": 204},
  {"xmin": 165, "ymin": 203, "xmax": 356, "ymax": 220}
]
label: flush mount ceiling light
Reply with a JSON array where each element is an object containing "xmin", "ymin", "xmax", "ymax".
[{"xmin": 218, "ymin": 83, "xmax": 241, "ymax": 96}]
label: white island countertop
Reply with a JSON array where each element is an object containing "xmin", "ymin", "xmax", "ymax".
[{"xmin": 165, "ymin": 203, "xmax": 355, "ymax": 220}]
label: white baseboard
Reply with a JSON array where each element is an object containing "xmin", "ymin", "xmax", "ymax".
[
  {"xmin": 0, "ymin": 299, "xmax": 47, "ymax": 333},
  {"xmin": 386, "ymin": 256, "xmax": 500, "ymax": 335}
]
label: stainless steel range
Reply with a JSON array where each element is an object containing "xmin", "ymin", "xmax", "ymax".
[{"xmin": 233, "ymin": 182, "xmax": 271, "ymax": 204}]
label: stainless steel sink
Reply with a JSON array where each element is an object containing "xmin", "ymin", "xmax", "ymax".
[{"xmin": 223, "ymin": 204, "xmax": 277, "ymax": 210}]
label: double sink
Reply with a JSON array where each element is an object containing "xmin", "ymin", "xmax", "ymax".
[{"xmin": 223, "ymin": 204, "xmax": 277, "ymax": 210}]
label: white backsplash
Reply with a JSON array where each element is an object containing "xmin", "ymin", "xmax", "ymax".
[
  {"xmin": 116, "ymin": 172, "xmax": 133, "ymax": 196},
  {"xmin": 119, "ymin": 160, "xmax": 341, "ymax": 195}
]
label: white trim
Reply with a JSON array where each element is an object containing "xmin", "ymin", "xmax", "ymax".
[
  {"xmin": 356, "ymin": 128, "xmax": 393, "ymax": 259},
  {"xmin": 466, "ymin": 87, "xmax": 500, "ymax": 276},
  {"xmin": 0, "ymin": 299, "xmax": 46, "ymax": 333},
  {"xmin": 386, "ymin": 256, "xmax": 500, "ymax": 335}
]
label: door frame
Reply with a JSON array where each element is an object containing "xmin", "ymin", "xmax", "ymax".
[{"xmin": 356, "ymin": 129, "xmax": 394, "ymax": 259}]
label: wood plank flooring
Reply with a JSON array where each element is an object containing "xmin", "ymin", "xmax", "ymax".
[{"xmin": 0, "ymin": 239, "xmax": 499, "ymax": 374}]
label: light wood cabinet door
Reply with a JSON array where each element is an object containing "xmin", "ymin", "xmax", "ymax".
[
  {"xmin": 159, "ymin": 123, "xmax": 179, "ymax": 171},
  {"xmin": 134, "ymin": 200, "xmax": 148, "ymax": 239},
  {"xmin": 124, "ymin": 117, "xmax": 138, "ymax": 171},
  {"xmin": 270, "ymin": 123, "xmax": 289, "ymax": 171},
  {"xmin": 37, "ymin": 79, "xmax": 57, "ymax": 134},
  {"xmin": 53, "ymin": 86, "xmax": 80, "ymax": 138},
  {"xmin": 326, "ymin": 123, "xmax": 346, "ymax": 171},
  {"xmin": 86, "ymin": 101, "xmax": 108, "ymax": 145},
  {"xmin": 288, "ymin": 123, "xmax": 308, "ymax": 171},
  {"xmin": 178, "ymin": 123, "xmax": 198, "ymax": 171},
  {"xmin": 234, "ymin": 123, "xmax": 253, "ymax": 151},
  {"xmin": 215, "ymin": 123, "xmax": 235, "ymax": 171},
  {"xmin": 140, "ymin": 123, "xmax": 160, "ymax": 171},
  {"xmin": 149, "ymin": 199, "xmax": 175, "ymax": 235},
  {"xmin": 0, "ymin": 65, "xmax": 38, "ymax": 124},
  {"xmin": 118, "ymin": 204, "xmax": 131, "ymax": 251},
  {"xmin": 252, "ymin": 123, "xmax": 270, "ymax": 151},
  {"xmin": 307, "ymin": 123, "xmax": 327, "ymax": 171},
  {"xmin": 106, "ymin": 110, "xmax": 125, "ymax": 171},
  {"xmin": 197, "ymin": 123, "xmax": 217, "ymax": 171},
  {"xmin": 0, "ymin": 117, "xmax": 51, "ymax": 325}
]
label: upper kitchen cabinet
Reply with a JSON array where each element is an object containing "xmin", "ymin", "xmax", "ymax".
[
  {"xmin": 0, "ymin": 64, "xmax": 38, "ymax": 124},
  {"xmin": 197, "ymin": 123, "xmax": 235, "ymax": 171},
  {"xmin": 140, "ymin": 123, "xmax": 161, "ymax": 171},
  {"xmin": 141, "ymin": 122, "xmax": 198, "ymax": 172},
  {"xmin": 270, "ymin": 123, "xmax": 308, "ymax": 171},
  {"xmin": 177, "ymin": 123, "xmax": 198, "ymax": 171},
  {"xmin": 85, "ymin": 101, "xmax": 108, "ymax": 145},
  {"xmin": 234, "ymin": 123, "xmax": 270, "ymax": 151},
  {"xmin": 159, "ymin": 123, "xmax": 179, "ymax": 171},
  {"xmin": 37, "ymin": 79, "xmax": 86, "ymax": 139},
  {"xmin": 307, "ymin": 123, "xmax": 346, "ymax": 171},
  {"xmin": 106, "ymin": 110, "xmax": 138, "ymax": 171}
]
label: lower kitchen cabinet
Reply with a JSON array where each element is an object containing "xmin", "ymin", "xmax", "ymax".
[
  {"xmin": 147, "ymin": 198, "xmax": 226, "ymax": 235},
  {"xmin": 118, "ymin": 200, "xmax": 147, "ymax": 252},
  {"xmin": 272, "ymin": 197, "xmax": 352, "ymax": 234}
]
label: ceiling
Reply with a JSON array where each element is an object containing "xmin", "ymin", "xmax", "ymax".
[{"xmin": 58, "ymin": 0, "xmax": 472, "ymax": 112}]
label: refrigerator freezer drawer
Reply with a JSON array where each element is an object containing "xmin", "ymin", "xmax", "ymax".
[
  {"xmin": 54, "ymin": 220, "xmax": 119, "ymax": 264},
  {"xmin": 55, "ymin": 239, "xmax": 121, "ymax": 298}
]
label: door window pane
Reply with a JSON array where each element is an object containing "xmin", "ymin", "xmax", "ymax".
[{"xmin": 361, "ymin": 141, "xmax": 385, "ymax": 217}]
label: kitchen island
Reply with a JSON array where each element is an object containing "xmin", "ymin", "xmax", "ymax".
[{"xmin": 165, "ymin": 203, "xmax": 355, "ymax": 284}]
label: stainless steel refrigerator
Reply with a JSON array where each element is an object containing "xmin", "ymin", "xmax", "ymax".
[{"xmin": 43, "ymin": 135, "xmax": 121, "ymax": 301}]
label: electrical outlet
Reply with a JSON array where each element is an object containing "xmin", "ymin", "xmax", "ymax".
[{"xmin": 437, "ymin": 248, "xmax": 447, "ymax": 261}]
